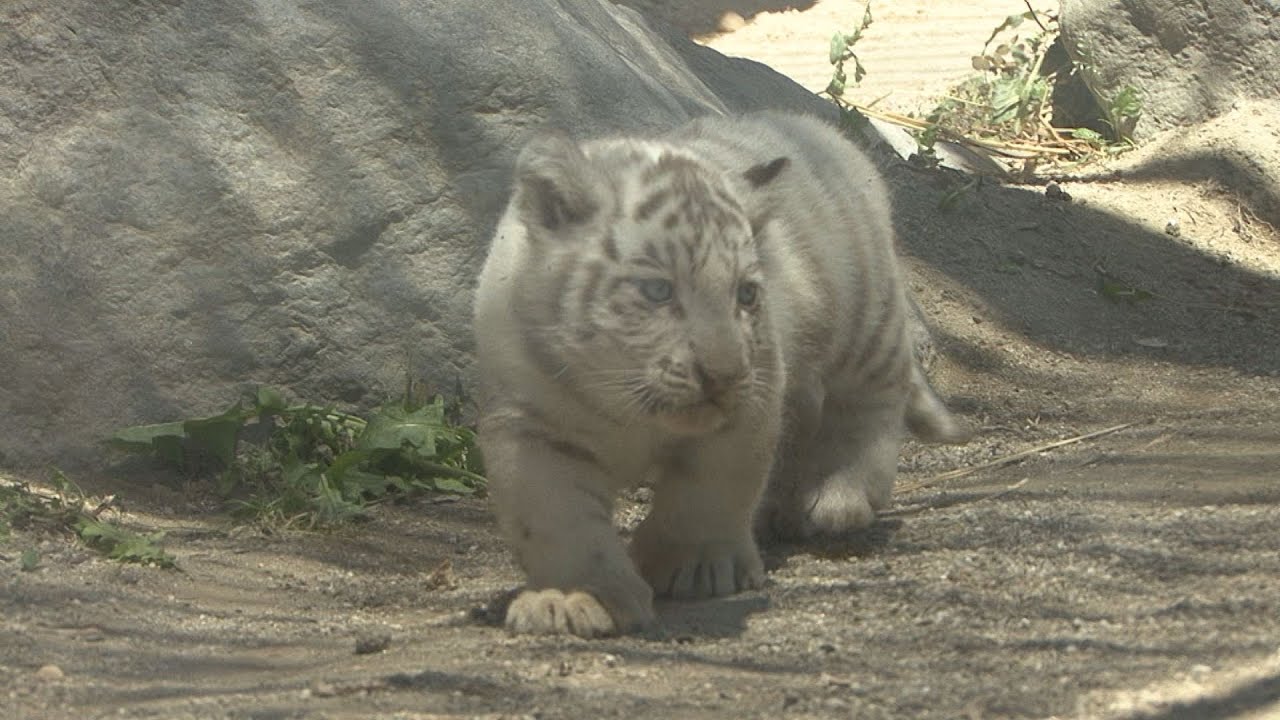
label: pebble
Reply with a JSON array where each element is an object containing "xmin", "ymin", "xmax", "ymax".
[
  {"xmin": 35, "ymin": 664, "xmax": 64, "ymax": 681},
  {"xmin": 354, "ymin": 634, "xmax": 391, "ymax": 655}
]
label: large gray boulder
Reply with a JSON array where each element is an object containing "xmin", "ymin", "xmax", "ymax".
[
  {"xmin": 0, "ymin": 0, "xmax": 834, "ymax": 470},
  {"xmin": 1059, "ymin": 0, "xmax": 1280, "ymax": 138}
]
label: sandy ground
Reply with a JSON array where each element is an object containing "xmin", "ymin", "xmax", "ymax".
[{"xmin": 4, "ymin": 2, "xmax": 1280, "ymax": 719}]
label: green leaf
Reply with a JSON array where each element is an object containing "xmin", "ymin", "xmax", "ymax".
[
  {"xmin": 183, "ymin": 402, "xmax": 250, "ymax": 468},
  {"xmin": 432, "ymin": 477, "xmax": 477, "ymax": 495},
  {"xmin": 76, "ymin": 519, "xmax": 176, "ymax": 568},
  {"xmin": 310, "ymin": 475, "xmax": 367, "ymax": 523},
  {"xmin": 1072, "ymin": 127, "xmax": 1104, "ymax": 143},
  {"xmin": 281, "ymin": 455, "xmax": 323, "ymax": 490},
  {"xmin": 20, "ymin": 548, "xmax": 39, "ymax": 571},
  {"xmin": 357, "ymin": 401, "xmax": 447, "ymax": 455},
  {"xmin": 107, "ymin": 423, "xmax": 188, "ymax": 469},
  {"xmin": 1110, "ymin": 85, "xmax": 1142, "ymax": 119},
  {"xmin": 255, "ymin": 387, "xmax": 287, "ymax": 415},
  {"xmin": 108, "ymin": 421, "xmax": 187, "ymax": 453},
  {"xmin": 1098, "ymin": 276, "xmax": 1154, "ymax": 304},
  {"xmin": 983, "ymin": 12, "xmax": 1032, "ymax": 53},
  {"xmin": 989, "ymin": 76, "xmax": 1028, "ymax": 124},
  {"xmin": 112, "ymin": 400, "xmax": 252, "ymax": 470},
  {"xmin": 341, "ymin": 468, "xmax": 395, "ymax": 498},
  {"xmin": 829, "ymin": 32, "xmax": 847, "ymax": 65},
  {"xmin": 152, "ymin": 434, "xmax": 186, "ymax": 468},
  {"xmin": 826, "ymin": 70, "xmax": 847, "ymax": 97},
  {"xmin": 326, "ymin": 448, "xmax": 372, "ymax": 483}
]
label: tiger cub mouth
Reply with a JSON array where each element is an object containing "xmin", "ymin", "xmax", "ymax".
[{"xmin": 652, "ymin": 391, "xmax": 742, "ymax": 435}]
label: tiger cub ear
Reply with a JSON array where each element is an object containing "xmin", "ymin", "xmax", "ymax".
[
  {"xmin": 743, "ymin": 156, "xmax": 789, "ymax": 188},
  {"xmin": 514, "ymin": 131, "xmax": 601, "ymax": 232}
]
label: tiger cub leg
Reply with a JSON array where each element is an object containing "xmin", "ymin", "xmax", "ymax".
[
  {"xmin": 483, "ymin": 426, "xmax": 654, "ymax": 638},
  {"xmin": 770, "ymin": 391, "xmax": 909, "ymax": 539},
  {"xmin": 630, "ymin": 425, "xmax": 771, "ymax": 600}
]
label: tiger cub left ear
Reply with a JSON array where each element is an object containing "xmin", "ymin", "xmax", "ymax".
[
  {"xmin": 743, "ymin": 157, "xmax": 789, "ymax": 188},
  {"xmin": 514, "ymin": 131, "xmax": 602, "ymax": 232}
]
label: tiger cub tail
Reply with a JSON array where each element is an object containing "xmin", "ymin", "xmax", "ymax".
[{"xmin": 905, "ymin": 361, "xmax": 973, "ymax": 444}]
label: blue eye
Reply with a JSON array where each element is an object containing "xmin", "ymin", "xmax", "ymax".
[
  {"xmin": 737, "ymin": 281, "xmax": 760, "ymax": 307},
  {"xmin": 636, "ymin": 278, "xmax": 673, "ymax": 304}
]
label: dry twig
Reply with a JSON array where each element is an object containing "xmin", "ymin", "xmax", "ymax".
[{"xmin": 898, "ymin": 421, "xmax": 1139, "ymax": 493}]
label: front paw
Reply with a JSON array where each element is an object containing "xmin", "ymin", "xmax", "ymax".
[
  {"xmin": 506, "ymin": 589, "xmax": 617, "ymax": 638},
  {"xmin": 505, "ymin": 582, "xmax": 654, "ymax": 638},
  {"xmin": 632, "ymin": 535, "xmax": 765, "ymax": 600}
]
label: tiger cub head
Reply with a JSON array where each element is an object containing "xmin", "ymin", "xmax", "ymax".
[{"xmin": 508, "ymin": 132, "xmax": 788, "ymax": 436}]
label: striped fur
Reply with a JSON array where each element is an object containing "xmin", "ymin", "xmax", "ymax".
[{"xmin": 473, "ymin": 112, "xmax": 969, "ymax": 637}]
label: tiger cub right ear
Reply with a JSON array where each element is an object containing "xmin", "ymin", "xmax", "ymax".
[
  {"xmin": 514, "ymin": 131, "xmax": 601, "ymax": 232},
  {"xmin": 743, "ymin": 156, "xmax": 789, "ymax": 188}
]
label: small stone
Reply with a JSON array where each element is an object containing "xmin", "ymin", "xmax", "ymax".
[
  {"xmin": 35, "ymin": 664, "xmax": 64, "ymax": 681},
  {"xmin": 354, "ymin": 634, "xmax": 391, "ymax": 655},
  {"xmin": 311, "ymin": 681, "xmax": 337, "ymax": 697},
  {"xmin": 1045, "ymin": 182, "xmax": 1071, "ymax": 201}
]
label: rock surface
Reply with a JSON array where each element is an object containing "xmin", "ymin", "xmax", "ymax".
[
  {"xmin": 0, "ymin": 0, "xmax": 831, "ymax": 469},
  {"xmin": 1059, "ymin": 0, "xmax": 1280, "ymax": 138}
]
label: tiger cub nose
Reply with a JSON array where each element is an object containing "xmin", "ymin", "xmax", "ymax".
[{"xmin": 693, "ymin": 361, "xmax": 746, "ymax": 397}]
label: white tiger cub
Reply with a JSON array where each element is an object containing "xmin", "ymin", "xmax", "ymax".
[{"xmin": 473, "ymin": 112, "xmax": 969, "ymax": 638}]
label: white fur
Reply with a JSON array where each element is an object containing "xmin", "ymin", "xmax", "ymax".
[{"xmin": 474, "ymin": 112, "xmax": 969, "ymax": 637}]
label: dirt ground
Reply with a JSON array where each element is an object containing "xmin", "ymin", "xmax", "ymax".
[{"xmin": 4, "ymin": 2, "xmax": 1280, "ymax": 719}]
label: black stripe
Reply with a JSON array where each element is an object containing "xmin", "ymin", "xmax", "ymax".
[
  {"xmin": 578, "ymin": 261, "xmax": 605, "ymax": 315},
  {"xmin": 662, "ymin": 238, "xmax": 680, "ymax": 267},
  {"xmin": 711, "ymin": 184, "xmax": 742, "ymax": 213},
  {"xmin": 575, "ymin": 262, "xmax": 606, "ymax": 341},
  {"xmin": 602, "ymin": 231, "xmax": 620, "ymax": 261},
  {"xmin": 850, "ymin": 290, "xmax": 894, "ymax": 369},
  {"xmin": 521, "ymin": 326, "xmax": 567, "ymax": 382},
  {"xmin": 517, "ymin": 428, "xmax": 605, "ymax": 471},
  {"xmin": 643, "ymin": 240, "xmax": 663, "ymax": 264},
  {"xmin": 634, "ymin": 188, "xmax": 671, "ymax": 221},
  {"xmin": 860, "ymin": 319, "xmax": 910, "ymax": 389}
]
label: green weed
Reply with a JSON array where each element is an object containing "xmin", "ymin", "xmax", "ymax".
[
  {"xmin": 75, "ymin": 517, "xmax": 176, "ymax": 567},
  {"xmin": 110, "ymin": 385, "xmax": 485, "ymax": 529},
  {"xmin": 913, "ymin": 7, "xmax": 1063, "ymax": 162},
  {"xmin": 1, "ymin": 470, "xmax": 176, "ymax": 568},
  {"xmin": 823, "ymin": 2, "xmax": 1143, "ymax": 172},
  {"xmin": 825, "ymin": 2, "xmax": 873, "ymax": 99},
  {"xmin": 825, "ymin": 2, "xmax": 875, "ymax": 134}
]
